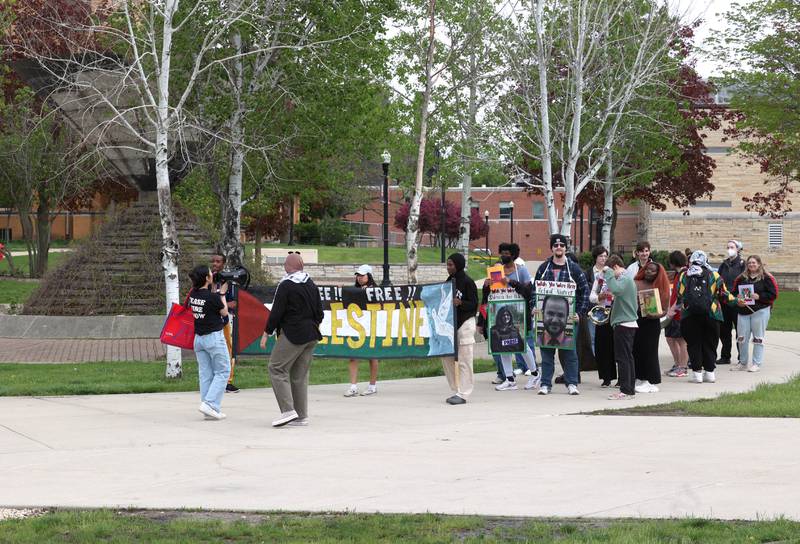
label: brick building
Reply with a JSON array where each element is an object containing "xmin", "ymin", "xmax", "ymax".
[{"xmin": 342, "ymin": 185, "xmax": 640, "ymax": 258}]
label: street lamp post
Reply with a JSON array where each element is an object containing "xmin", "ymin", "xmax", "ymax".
[
  {"xmin": 381, "ymin": 150, "xmax": 392, "ymax": 287},
  {"xmin": 484, "ymin": 210, "xmax": 489, "ymax": 254},
  {"xmin": 509, "ymin": 200, "xmax": 515, "ymax": 244}
]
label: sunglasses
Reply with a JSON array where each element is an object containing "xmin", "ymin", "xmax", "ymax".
[
  {"xmin": 287, "ymin": 251, "xmax": 301, "ymax": 255},
  {"xmin": 552, "ymin": 243, "xmax": 566, "ymax": 248}
]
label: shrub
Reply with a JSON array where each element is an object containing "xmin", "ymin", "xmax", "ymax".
[
  {"xmin": 319, "ymin": 217, "xmax": 351, "ymax": 246},
  {"xmin": 294, "ymin": 222, "xmax": 320, "ymax": 244}
]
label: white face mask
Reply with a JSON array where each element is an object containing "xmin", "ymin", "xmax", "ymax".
[{"xmin": 727, "ymin": 248, "xmax": 737, "ymax": 258}]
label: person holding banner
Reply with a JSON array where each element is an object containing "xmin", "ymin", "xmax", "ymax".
[
  {"xmin": 533, "ymin": 234, "xmax": 590, "ymax": 395},
  {"xmin": 344, "ymin": 265, "xmax": 380, "ymax": 397},
  {"xmin": 188, "ymin": 265, "xmax": 230, "ymax": 420},
  {"xmin": 441, "ymin": 253, "xmax": 478, "ymax": 405},
  {"xmin": 260, "ymin": 254, "xmax": 324, "ymax": 427}
]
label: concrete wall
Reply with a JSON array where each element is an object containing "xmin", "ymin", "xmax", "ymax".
[{"xmin": 265, "ymin": 263, "xmax": 449, "ymax": 285}]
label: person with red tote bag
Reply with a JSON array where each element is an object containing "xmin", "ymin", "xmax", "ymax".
[{"xmin": 187, "ymin": 264, "xmax": 230, "ymax": 420}]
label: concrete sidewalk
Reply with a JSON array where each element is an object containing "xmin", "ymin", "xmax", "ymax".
[{"xmin": 1, "ymin": 331, "xmax": 799, "ymax": 520}]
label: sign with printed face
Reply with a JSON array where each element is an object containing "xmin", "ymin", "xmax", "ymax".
[
  {"xmin": 241, "ymin": 282, "xmax": 456, "ymax": 359},
  {"xmin": 487, "ymin": 289, "xmax": 527, "ymax": 355},
  {"xmin": 534, "ymin": 280, "xmax": 577, "ymax": 350}
]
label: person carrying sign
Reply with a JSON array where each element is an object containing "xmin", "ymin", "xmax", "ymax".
[
  {"xmin": 533, "ymin": 234, "xmax": 590, "ymax": 395},
  {"xmin": 441, "ymin": 253, "xmax": 478, "ymax": 405}
]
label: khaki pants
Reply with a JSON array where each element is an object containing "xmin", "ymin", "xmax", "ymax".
[
  {"xmin": 268, "ymin": 334, "xmax": 318, "ymax": 419},
  {"xmin": 222, "ymin": 322, "xmax": 236, "ymax": 384},
  {"xmin": 441, "ymin": 317, "xmax": 476, "ymax": 399}
]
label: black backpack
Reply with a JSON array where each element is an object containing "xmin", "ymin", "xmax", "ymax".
[{"xmin": 684, "ymin": 270, "xmax": 713, "ymax": 316}]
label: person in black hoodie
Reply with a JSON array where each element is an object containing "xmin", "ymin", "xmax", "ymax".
[
  {"xmin": 441, "ymin": 253, "xmax": 479, "ymax": 405},
  {"xmin": 717, "ymin": 239, "xmax": 746, "ymax": 364},
  {"xmin": 260, "ymin": 253, "xmax": 324, "ymax": 427}
]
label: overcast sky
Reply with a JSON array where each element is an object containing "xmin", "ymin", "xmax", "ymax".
[{"xmin": 672, "ymin": 0, "xmax": 746, "ymax": 77}]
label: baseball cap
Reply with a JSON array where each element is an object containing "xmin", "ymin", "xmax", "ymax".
[{"xmin": 355, "ymin": 264, "xmax": 373, "ymax": 276}]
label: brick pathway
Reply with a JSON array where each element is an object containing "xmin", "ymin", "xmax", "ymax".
[{"xmin": 0, "ymin": 339, "xmax": 166, "ymax": 363}]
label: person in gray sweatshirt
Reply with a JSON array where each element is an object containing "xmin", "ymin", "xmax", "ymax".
[{"xmin": 603, "ymin": 254, "xmax": 640, "ymax": 400}]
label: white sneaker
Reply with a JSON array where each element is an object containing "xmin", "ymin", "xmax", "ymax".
[
  {"xmin": 647, "ymin": 383, "xmax": 660, "ymax": 393},
  {"xmin": 495, "ymin": 380, "xmax": 518, "ymax": 391},
  {"xmin": 524, "ymin": 373, "xmax": 541, "ymax": 390},
  {"xmin": 524, "ymin": 369, "xmax": 532, "ymax": 376},
  {"xmin": 730, "ymin": 363, "xmax": 748, "ymax": 371},
  {"xmin": 513, "ymin": 368, "xmax": 523, "ymax": 376},
  {"xmin": 567, "ymin": 384, "xmax": 580, "ymax": 395},
  {"xmin": 538, "ymin": 385, "xmax": 550, "ymax": 395},
  {"xmin": 272, "ymin": 410, "xmax": 298, "ymax": 427},
  {"xmin": 635, "ymin": 381, "xmax": 652, "ymax": 394},
  {"xmin": 360, "ymin": 386, "xmax": 378, "ymax": 396},
  {"xmin": 344, "ymin": 386, "xmax": 359, "ymax": 397},
  {"xmin": 198, "ymin": 402, "xmax": 224, "ymax": 420},
  {"xmin": 692, "ymin": 371, "xmax": 704, "ymax": 383},
  {"xmin": 286, "ymin": 417, "xmax": 309, "ymax": 427},
  {"xmin": 748, "ymin": 364, "xmax": 761, "ymax": 372},
  {"xmin": 703, "ymin": 371, "xmax": 716, "ymax": 383}
]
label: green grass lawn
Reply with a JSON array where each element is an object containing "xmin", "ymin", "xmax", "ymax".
[
  {"xmin": 768, "ymin": 290, "xmax": 800, "ymax": 332},
  {"xmin": 0, "ymin": 251, "xmax": 69, "ymax": 277},
  {"xmin": 246, "ymin": 243, "xmax": 491, "ymax": 266},
  {"xmin": 595, "ymin": 375, "xmax": 800, "ymax": 418},
  {"xmin": 3, "ymin": 510, "xmax": 799, "ymax": 543},
  {"xmin": 0, "ymin": 357, "xmax": 496, "ymax": 397},
  {"xmin": 0, "ymin": 279, "xmax": 39, "ymax": 304}
]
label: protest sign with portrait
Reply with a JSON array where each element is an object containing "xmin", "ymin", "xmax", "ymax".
[
  {"xmin": 534, "ymin": 280, "xmax": 577, "ymax": 350},
  {"xmin": 487, "ymin": 289, "xmax": 527, "ymax": 355}
]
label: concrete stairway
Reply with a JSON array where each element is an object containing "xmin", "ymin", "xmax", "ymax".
[{"xmin": 23, "ymin": 200, "xmax": 215, "ymax": 316}]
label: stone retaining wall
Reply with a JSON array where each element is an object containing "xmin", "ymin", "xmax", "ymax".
[
  {"xmin": 264, "ymin": 263, "xmax": 449, "ymax": 285},
  {"xmin": 773, "ymin": 272, "xmax": 800, "ymax": 291}
]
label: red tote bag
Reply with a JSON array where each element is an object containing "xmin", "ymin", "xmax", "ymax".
[{"xmin": 160, "ymin": 293, "xmax": 195, "ymax": 350}]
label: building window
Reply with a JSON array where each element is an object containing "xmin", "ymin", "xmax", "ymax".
[
  {"xmin": 532, "ymin": 201, "xmax": 545, "ymax": 219},
  {"xmin": 693, "ymin": 200, "xmax": 732, "ymax": 208},
  {"xmin": 768, "ymin": 223, "xmax": 783, "ymax": 248},
  {"xmin": 499, "ymin": 201, "xmax": 512, "ymax": 219}
]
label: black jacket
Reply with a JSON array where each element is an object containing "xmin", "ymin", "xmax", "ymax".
[
  {"xmin": 265, "ymin": 278, "xmax": 324, "ymax": 345},
  {"xmin": 718, "ymin": 257, "xmax": 745, "ymax": 291},
  {"xmin": 448, "ymin": 270, "xmax": 478, "ymax": 329},
  {"xmin": 732, "ymin": 274, "xmax": 778, "ymax": 314}
]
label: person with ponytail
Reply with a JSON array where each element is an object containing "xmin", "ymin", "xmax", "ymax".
[{"xmin": 188, "ymin": 264, "xmax": 230, "ymax": 420}]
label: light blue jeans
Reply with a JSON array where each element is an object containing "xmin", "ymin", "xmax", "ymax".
[
  {"xmin": 194, "ymin": 330, "xmax": 231, "ymax": 412},
  {"xmin": 499, "ymin": 339, "xmax": 537, "ymax": 378},
  {"xmin": 737, "ymin": 307, "xmax": 770, "ymax": 366}
]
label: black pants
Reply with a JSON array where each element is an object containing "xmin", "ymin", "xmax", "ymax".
[
  {"xmin": 633, "ymin": 318, "xmax": 662, "ymax": 384},
  {"xmin": 595, "ymin": 323, "xmax": 616, "ymax": 382},
  {"xmin": 681, "ymin": 314, "xmax": 720, "ymax": 373},
  {"xmin": 719, "ymin": 306, "xmax": 739, "ymax": 361},
  {"xmin": 613, "ymin": 325, "xmax": 636, "ymax": 395}
]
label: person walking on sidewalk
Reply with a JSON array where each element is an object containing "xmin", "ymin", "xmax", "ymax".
[
  {"xmin": 533, "ymin": 234, "xmax": 590, "ymax": 396},
  {"xmin": 188, "ymin": 265, "xmax": 230, "ymax": 420},
  {"xmin": 717, "ymin": 240, "xmax": 746, "ymax": 365},
  {"xmin": 260, "ymin": 253, "xmax": 324, "ymax": 427},
  {"xmin": 602, "ymin": 255, "xmax": 639, "ymax": 400},
  {"xmin": 676, "ymin": 250, "xmax": 736, "ymax": 384},
  {"xmin": 441, "ymin": 253, "xmax": 479, "ymax": 405},
  {"xmin": 664, "ymin": 251, "xmax": 690, "ymax": 378},
  {"xmin": 731, "ymin": 255, "xmax": 778, "ymax": 372},
  {"xmin": 344, "ymin": 265, "xmax": 380, "ymax": 397}
]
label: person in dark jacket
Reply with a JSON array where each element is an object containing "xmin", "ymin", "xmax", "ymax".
[
  {"xmin": 260, "ymin": 253, "xmax": 324, "ymax": 427},
  {"xmin": 533, "ymin": 234, "xmax": 590, "ymax": 395},
  {"xmin": 731, "ymin": 255, "xmax": 778, "ymax": 372},
  {"xmin": 717, "ymin": 239, "xmax": 746, "ymax": 365},
  {"xmin": 441, "ymin": 253, "xmax": 479, "ymax": 405}
]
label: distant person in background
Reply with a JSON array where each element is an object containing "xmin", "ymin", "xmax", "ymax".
[
  {"xmin": 665, "ymin": 251, "xmax": 690, "ymax": 378},
  {"xmin": 731, "ymin": 255, "xmax": 778, "ymax": 372},
  {"xmin": 211, "ymin": 253, "xmax": 239, "ymax": 393},
  {"xmin": 188, "ymin": 264, "xmax": 230, "ymax": 420},
  {"xmin": 344, "ymin": 265, "xmax": 380, "ymax": 397},
  {"xmin": 717, "ymin": 240, "xmax": 745, "ymax": 365},
  {"xmin": 260, "ymin": 253, "xmax": 324, "ymax": 427}
]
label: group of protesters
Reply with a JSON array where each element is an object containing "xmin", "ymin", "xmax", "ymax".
[{"xmin": 186, "ymin": 233, "xmax": 778, "ymax": 425}]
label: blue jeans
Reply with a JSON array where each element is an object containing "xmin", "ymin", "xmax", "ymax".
[
  {"xmin": 539, "ymin": 343, "xmax": 580, "ymax": 388},
  {"xmin": 737, "ymin": 307, "xmax": 770, "ymax": 365},
  {"xmin": 194, "ymin": 330, "xmax": 231, "ymax": 412}
]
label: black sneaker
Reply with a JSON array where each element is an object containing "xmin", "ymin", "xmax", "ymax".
[
  {"xmin": 600, "ymin": 380, "xmax": 611, "ymax": 388},
  {"xmin": 226, "ymin": 383, "xmax": 240, "ymax": 393},
  {"xmin": 554, "ymin": 374, "xmax": 565, "ymax": 384},
  {"xmin": 446, "ymin": 395, "xmax": 466, "ymax": 405},
  {"xmin": 716, "ymin": 358, "xmax": 731, "ymax": 365}
]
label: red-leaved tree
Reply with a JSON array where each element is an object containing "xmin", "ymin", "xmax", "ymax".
[{"xmin": 395, "ymin": 197, "xmax": 488, "ymax": 248}]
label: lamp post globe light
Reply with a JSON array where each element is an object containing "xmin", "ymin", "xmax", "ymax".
[
  {"xmin": 509, "ymin": 200, "xmax": 515, "ymax": 244},
  {"xmin": 484, "ymin": 210, "xmax": 490, "ymax": 255},
  {"xmin": 381, "ymin": 150, "xmax": 392, "ymax": 287}
]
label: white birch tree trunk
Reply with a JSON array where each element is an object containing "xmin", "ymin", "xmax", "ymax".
[
  {"xmin": 533, "ymin": 0, "xmax": 558, "ymax": 235},
  {"xmin": 601, "ymin": 153, "xmax": 614, "ymax": 250},
  {"xmin": 457, "ymin": 51, "xmax": 478, "ymax": 260},
  {"xmin": 406, "ymin": 0, "xmax": 436, "ymax": 284},
  {"xmin": 156, "ymin": 0, "xmax": 182, "ymax": 379}
]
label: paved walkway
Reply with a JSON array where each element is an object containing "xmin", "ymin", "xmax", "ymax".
[
  {"xmin": 0, "ymin": 339, "xmax": 166, "ymax": 363},
  {"xmin": 1, "ymin": 331, "xmax": 799, "ymax": 520}
]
